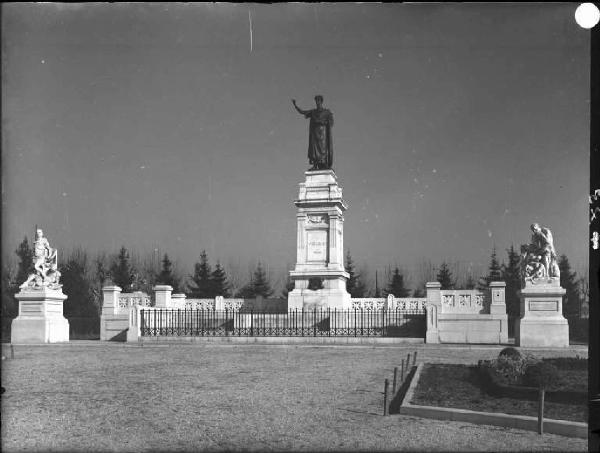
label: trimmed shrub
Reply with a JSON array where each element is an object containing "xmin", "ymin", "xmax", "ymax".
[
  {"xmin": 491, "ymin": 352, "xmax": 538, "ymax": 384},
  {"xmin": 498, "ymin": 347, "xmax": 521, "ymax": 360},
  {"xmin": 493, "ymin": 355, "xmax": 526, "ymax": 383}
]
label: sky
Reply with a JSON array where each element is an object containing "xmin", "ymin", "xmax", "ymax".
[{"xmin": 1, "ymin": 3, "xmax": 591, "ymax": 291}]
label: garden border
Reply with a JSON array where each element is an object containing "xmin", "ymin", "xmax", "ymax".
[{"xmin": 399, "ymin": 363, "xmax": 587, "ymax": 439}]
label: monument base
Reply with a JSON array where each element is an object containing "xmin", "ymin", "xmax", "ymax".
[
  {"xmin": 11, "ymin": 288, "xmax": 69, "ymax": 344},
  {"xmin": 288, "ymin": 271, "xmax": 351, "ymax": 310},
  {"xmin": 515, "ymin": 281, "xmax": 569, "ymax": 348},
  {"xmin": 515, "ymin": 318, "xmax": 569, "ymax": 348}
]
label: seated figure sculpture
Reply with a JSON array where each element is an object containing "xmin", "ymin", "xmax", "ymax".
[
  {"xmin": 521, "ymin": 223, "xmax": 560, "ymax": 284},
  {"xmin": 19, "ymin": 229, "xmax": 62, "ymax": 290}
]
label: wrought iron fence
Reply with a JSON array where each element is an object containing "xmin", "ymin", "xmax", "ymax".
[{"xmin": 139, "ymin": 308, "xmax": 426, "ymax": 338}]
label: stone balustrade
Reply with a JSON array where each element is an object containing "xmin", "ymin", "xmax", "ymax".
[
  {"xmin": 425, "ymin": 281, "xmax": 507, "ymax": 344},
  {"xmin": 350, "ymin": 298, "xmax": 387, "ymax": 310},
  {"xmin": 117, "ymin": 292, "xmax": 151, "ymax": 312},
  {"xmin": 107, "ymin": 281, "xmax": 510, "ymax": 345}
]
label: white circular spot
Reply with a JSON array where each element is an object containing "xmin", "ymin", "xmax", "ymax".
[{"xmin": 575, "ymin": 3, "xmax": 600, "ymax": 29}]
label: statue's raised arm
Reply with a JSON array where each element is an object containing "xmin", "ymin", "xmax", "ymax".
[
  {"xmin": 292, "ymin": 95, "xmax": 334, "ymax": 171},
  {"xmin": 292, "ymin": 99, "xmax": 310, "ymax": 116}
]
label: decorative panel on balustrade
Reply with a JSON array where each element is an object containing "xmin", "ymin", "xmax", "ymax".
[
  {"xmin": 139, "ymin": 306, "xmax": 426, "ymax": 338},
  {"xmin": 439, "ymin": 290, "xmax": 488, "ymax": 314},
  {"xmin": 118, "ymin": 292, "xmax": 152, "ymax": 312}
]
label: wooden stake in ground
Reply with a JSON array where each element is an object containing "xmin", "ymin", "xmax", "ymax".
[
  {"xmin": 401, "ymin": 359, "xmax": 405, "ymax": 382},
  {"xmin": 413, "ymin": 350, "xmax": 417, "ymax": 367},
  {"xmin": 383, "ymin": 379, "xmax": 389, "ymax": 416},
  {"xmin": 10, "ymin": 344, "xmax": 14, "ymax": 359},
  {"xmin": 538, "ymin": 387, "xmax": 545, "ymax": 434},
  {"xmin": 393, "ymin": 367, "xmax": 398, "ymax": 394},
  {"xmin": 406, "ymin": 353, "xmax": 411, "ymax": 371}
]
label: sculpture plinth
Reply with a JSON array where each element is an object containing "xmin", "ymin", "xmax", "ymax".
[
  {"xmin": 514, "ymin": 223, "xmax": 569, "ymax": 347},
  {"xmin": 288, "ymin": 169, "xmax": 351, "ymax": 309},
  {"xmin": 11, "ymin": 288, "xmax": 69, "ymax": 343},
  {"xmin": 515, "ymin": 278, "xmax": 569, "ymax": 348}
]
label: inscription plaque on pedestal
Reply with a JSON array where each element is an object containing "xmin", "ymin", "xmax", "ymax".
[{"xmin": 307, "ymin": 230, "xmax": 328, "ymax": 262}]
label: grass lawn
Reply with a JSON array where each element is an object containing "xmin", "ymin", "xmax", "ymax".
[
  {"xmin": 411, "ymin": 363, "xmax": 587, "ymax": 422},
  {"xmin": 1, "ymin": 343, "xmax": 588, "ymax": 452}
]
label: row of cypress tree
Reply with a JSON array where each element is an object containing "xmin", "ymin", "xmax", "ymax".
[{"xmin": 2, "ymin": 238, "xmax": 585, "ymax": 321}]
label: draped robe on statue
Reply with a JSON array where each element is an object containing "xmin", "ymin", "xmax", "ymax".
[{"xmin": 304, "ymin": 108, "xmax": 333, "ymax": 169}]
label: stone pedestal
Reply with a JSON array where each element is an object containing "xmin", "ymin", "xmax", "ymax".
[
  {"xmin": 11, "ymin": 288, "xmax": 69, "ymax": 343},
  {"xmin": 515, "ymin": 279, "xmax": 569, "ymax": 347},
  {"xmin": 288, "ymin": 169, "xmax": 351, "ymax": 310}
]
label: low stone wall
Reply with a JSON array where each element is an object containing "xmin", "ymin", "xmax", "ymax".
[
  {"xmin": 425, "ymin": 282, "xmax": 508, "ymax": 344},
  {"xmin": 104, "ymin": 282, "xmax": 509, "ymax": 345},
  {"xmin": 436, "ymin": 315, "xmax": 508, "ymax": 344}
]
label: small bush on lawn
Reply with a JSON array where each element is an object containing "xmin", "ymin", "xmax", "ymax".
[{"xmin": 491, "ymin": 353, "xmax": 539, "ymax": 384}]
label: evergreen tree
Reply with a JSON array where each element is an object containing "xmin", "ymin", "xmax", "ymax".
[
  {"xmin": 558, "ymin": 254, "xmax": 580, "ymax": 318},
  {"xmin": 412, "ymin": 286, "xmax": 426, "ymax": 298},
  {"xmin": 90, "ymin": 253, "xmax": 110, "ymax": 314},
  {"xmin": 5, "ymin": 236, "xmax": 35, "ymax": 319},
  {"xmin": 236, "ymin": 262, "xmax": 273, "ymax": 298},
  {"xmin": 502, "ymin": 245, "xmax": 522, "ymax": 319},
  {"xmin": 188, "ymin": 251, "xmax": 213, "ymax": 298},
  {"xmin": 14, "ymin": 236, "xmax": 34, "ymax": 287},
  {"xmin": 251, "ymin": 262, "xmax": 273, "ymax": 297},
  {"xmin": 345, "ymin": 251, "xmax": 366, "ymax": 297},
  {"xmin": 95, "ymin": 254, "xmax": 109, "ymax": 287},
  {"xmin": 478, "ymin": 246, "xmax": 503, "ymax": 289},
  {"xmin": 436, "ymin": 261, "xmax": 455, "ymax": 290},
  {"xmin": 210, "ymin": 262, "xmax": 230, "ymax": 297},
  {"xmin": 384, "ymin": 267, "xmax": 411, "ymax": 297},
  {"xmin": 464, "ymin": 274, "xmax": 477, "ymax": 290},
  {"xmin": 235, "ymin": 282, "xmax": 256, "ymax": 298},
  {"xmin": 109, "ymin": 246, "xmax": 136, "ymax": 292},
  {"xmin": 2, "ymin": 265, "xmax": 17, "ymax": 319},
  {"xmin": 156, "ymin": 254, "xmax": 181, "ymax": 292},
  {"xmin": 60, "ymin": 249, "xmax": 97, "ymax": 318}
]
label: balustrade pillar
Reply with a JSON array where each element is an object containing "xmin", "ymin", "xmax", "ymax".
[
  {"xmin": 489, "ymin": 281, "xmax": 507, "ymax": 315},
  {"xmin": 425, "ymin": 282, "xmax": 441, "ymax": 343},
  {"xmin": 127, "ymin": 305, "xmax": 141, "ymax": 342},
  {"xmin": 154, "ymin": 285, "xmax": 173, "ymax": 308},
  {"xmin": 102, "ymin": 285, "xmax": 122, "ymax": 316}
]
